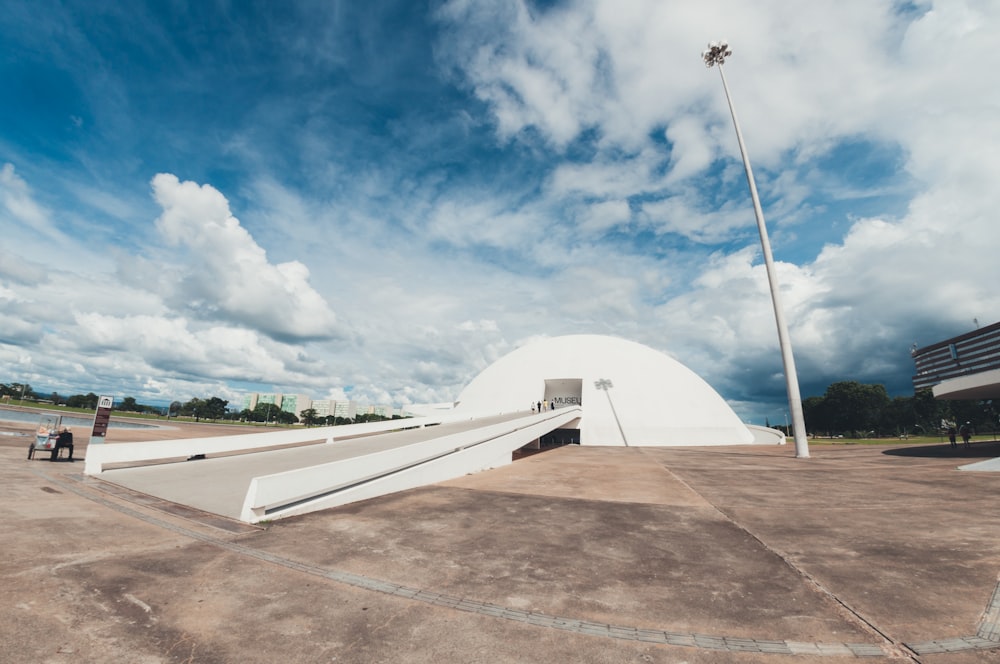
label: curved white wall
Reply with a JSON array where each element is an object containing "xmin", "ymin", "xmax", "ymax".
[{"xmin": 455, "ymin": 334, "xmax": 754, "ymax": 446}]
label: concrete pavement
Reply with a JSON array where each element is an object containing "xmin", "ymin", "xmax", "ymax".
[{"xmin": 3, "ymin": 437, "xmax": 1000, "ymax": 662}]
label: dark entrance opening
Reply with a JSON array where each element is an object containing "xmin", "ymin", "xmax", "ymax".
[
  {"xmin": 513, "ymin": 428, "xmax": 580, "ymax": 460},
  {"xmin": 539, "ymin": 428, "xmax": 580, "ymax": 447}
]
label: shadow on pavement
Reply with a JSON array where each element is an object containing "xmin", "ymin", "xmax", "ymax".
[{"xmin": 883, "ymin": 439, "xmax": 1000, "ymax": 459}]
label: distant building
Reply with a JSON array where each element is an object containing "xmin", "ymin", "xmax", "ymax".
[
  {"xmin": 241, "ymin": 393, "xmax": 280, "ymax": 411},
  {"xmin": 912, "ymin": 321, "xmax": 1000, "ymax": 399},
  {"xmin": 242, "ymin": 393, "xmax": 398, "ymax": 422},
  {"xmin": 333, "ymin": 400, "xmax": 358, "ymax": 420},
  {"xmin": 279, "ymin": 394, "xmax": 311, "ymax": 419},
  {"xmin": 241, "ymin": 393, "xmax": 305, "ymax": 418},
  {"xmin": 455, "ymin": 334, "xmax": 759, "ymax": 446},
  {"xmin": 310, "ymin": 399, "xmax": 336, "ymax": 418}
]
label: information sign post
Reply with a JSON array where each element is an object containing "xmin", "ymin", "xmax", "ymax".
[{"xmin": 90, "ymin": 395, "xmax": 113, "ymax": 445}]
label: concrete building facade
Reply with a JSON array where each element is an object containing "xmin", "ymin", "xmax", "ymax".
[
  {"xmin": 241, "ymin": 394, "xmax": 397, "ymax": 422},
  {"xmin": 912, "ymin": 321, "xmax": 1000, "ymax": 399},
  {"xmin": 454, "ymin": 334, "xmax": 760, "ymax": 446}
]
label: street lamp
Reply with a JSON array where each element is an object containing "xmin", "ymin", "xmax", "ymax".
[{"xmin": 702, "ymin": 40, "xmax": 809, "ymax": 458}]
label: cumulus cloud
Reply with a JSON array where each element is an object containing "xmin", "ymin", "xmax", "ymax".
[
  {"xmin": 151, "ymin": 174, "xmax": 341, "ymax": 342},
  {"xmin": 0, "ymin": 167, "xmax": 350, "ymax": 406},
  {"xmin": 437, "ymin": 0, "xmax": 609, "ymax": 147},
  {"xmin": 71, "ymin": 312, "xmax": 331, "ymax": 384}
]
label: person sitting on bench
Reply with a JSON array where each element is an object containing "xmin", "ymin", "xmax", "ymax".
[{"xmin": 54, "ymin": 427, "xmax": 74, "ymax": 461}]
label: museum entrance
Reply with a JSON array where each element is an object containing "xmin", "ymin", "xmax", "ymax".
[
  {"xmin": 543, "ymin": 378, "xmax": 582, "ymax": 409},
  {"xmin": 515, "ymin": 378, "xmax": 582, "ymax": 460},
  {"xmin": 539, "ymin": 428, "xmax": 580, "ymax": 446},
  {"xmin": 514, "ymin": 428, "xmax": 579, "ymax": 459}
]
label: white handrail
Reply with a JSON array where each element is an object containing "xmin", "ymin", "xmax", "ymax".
[
  {"xmin": 240, "ymin": 408, "xmax": 582, "ymax": 522},
  {"xmin": 83, "ymin": 414, "xmax": 453, "ymax": 475}
]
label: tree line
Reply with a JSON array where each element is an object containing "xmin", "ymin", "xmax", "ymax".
[
  {"xmin": 32, "ymin": 377, "xmax": 982, "ymax": 437},
  {"xmin": 0, "ymin": 384, "xmax": 163, "ymax": 413},
  {"xmin": 0, "ymin": 384, "xmax": 217, "ymax": 417},
  {"xmin": 1, "ymin": 383, "xmax": 405, "ymax": 427},
  {"xmin": 170, "ymin": 400, "xmax": 404, "ymax": 426},
  {"xmin": 238, "ymin": 402, "xmax": 402, "ymax": 427},
  {"xmin": 801, "ymin": 381, "xmax": 997, "ymax": 438}
]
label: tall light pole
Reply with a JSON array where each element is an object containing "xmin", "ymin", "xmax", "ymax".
[{"xmin": 702, "ymin": 40, "xmax": 809, "ymax": 458}]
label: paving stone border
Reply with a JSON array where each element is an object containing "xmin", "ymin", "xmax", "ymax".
[
  {"xmin": 907, "ymin": 580, "xmax": 1000, "ymax": 655},
  {"xmin": 47, "ymin": 471, "xmax": 1000, "ymax": 658},
  {"xmin": 980, "ymin": 579, "xmax": 1000, "ymax": 641}
]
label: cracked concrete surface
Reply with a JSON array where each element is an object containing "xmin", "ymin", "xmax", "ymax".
[{"xmin": 3, "ymin": 424, "xmax": 1000, "ymax": 662}]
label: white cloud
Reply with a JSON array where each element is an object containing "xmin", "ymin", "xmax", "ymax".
[
  {"xmin": 0, "ymin": 163, "xmax": 57, "ymax": 234},
  {"xmin": 72, "ymin": 312, "xmax": 328, "ymax": 383},
  {"xmin": 438, "ymin": 0, "xmax": 608, "ymax": 147},
  {"xmin": 639, "ymin": 193, "xmax": 747, "ymax": 242},
  {"xmin": 458, "ymin": 319, "xmax": 499, "ymax": 332},
  {"xmin": 575, "ymin": 199, "xmax": 630, "ymax": 233},
  {"xmin": 547, "ymin": 148, "xmax": 662, "ymax": 200},
  {"xmin": 0, "ymin": 250, "xmax": 49, "ymax": 287},
  {"xmin": 664, "ymin": 116, "xmax": 714, "ymax": 183},
  {"xmin": 150, "ymin": 174, "xmax": 341, "ymax": 342},
  {"xmin": 423, "ymin": 195, "xmax": 539, "ymax": 249},
  {"xmin": 0, "ymin": 312, "xmax": 42, "ymax": 345}
]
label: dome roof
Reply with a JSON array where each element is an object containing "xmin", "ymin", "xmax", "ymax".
[{"xmin": 455, "ymin": 334, "xmax": 754, "ymax": 446}]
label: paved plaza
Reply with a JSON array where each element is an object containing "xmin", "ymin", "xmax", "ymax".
[{"xmin": 3, "ymin": 434, "xmax": 1000, "ymax": 662}]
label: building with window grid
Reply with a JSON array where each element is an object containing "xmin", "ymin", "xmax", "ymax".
[{"xmin": 912, "ymin": 321, "xmax": 1000, "ymax": 399}]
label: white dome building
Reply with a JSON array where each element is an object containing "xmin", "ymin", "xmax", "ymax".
[{"xmin": 455, "ymin": 334, "xmax": 761, "ymax": 446}]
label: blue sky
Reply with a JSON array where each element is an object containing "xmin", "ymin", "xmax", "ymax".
[{"xmin": 2, "ymin": 0, "xmax": 999, "ymax": 423}]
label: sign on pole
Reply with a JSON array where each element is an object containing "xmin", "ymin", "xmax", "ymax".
[{"xmin": 90, "ymin": 395, "xmax": 113, "ymax": 444}]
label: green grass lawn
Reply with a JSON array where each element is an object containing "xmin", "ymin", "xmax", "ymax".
[{"xmin": 2, "ymin": 401, "xmax": 275, "ymax": 427}]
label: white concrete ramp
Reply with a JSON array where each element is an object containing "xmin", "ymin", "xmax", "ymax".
[
  {"xmin": 98, "ymin": 409, "xmax": 581, "ymax": 523},
  {"xmin": 959, "ymin": 456, "xmax": 1000, "ymax": 472}
]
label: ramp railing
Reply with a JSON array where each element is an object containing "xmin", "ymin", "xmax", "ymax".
[
  {"xmin": 83, "ymin": 414, "xmax": 461, "ymax": 475},
  {"xmin": 240, "ymin": 407, "xmax": 582, "ymax": 523}
]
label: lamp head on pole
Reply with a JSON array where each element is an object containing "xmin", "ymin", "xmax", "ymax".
[{"xmin": 702, "ymin": 39, "xmax": 732, "ymax": 67}]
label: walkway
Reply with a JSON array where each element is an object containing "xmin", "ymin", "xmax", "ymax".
[
  {"xmin": 97, "ymin": 412, "xmax": 527, "ymax": 519},
  {"xmin": 4, "ymin": 440, "xmax": 1000, "ymax": 662}
]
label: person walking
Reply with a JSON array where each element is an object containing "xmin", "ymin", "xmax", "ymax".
[
  {"xmin": 947, "ymin": 425, "xmax": 958, "ymax": 449},
  {"xmin": 959, "ymin": 422, "xmax": 973, "ymax": 449}
]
